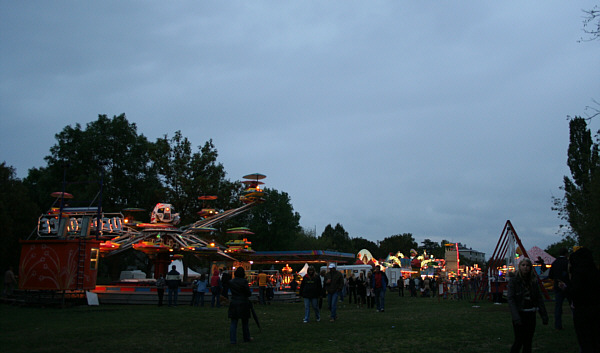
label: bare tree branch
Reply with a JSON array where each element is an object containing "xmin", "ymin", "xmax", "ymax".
[{"xmin": 579, "ymin": 6, "xmax": 600, "ymax": 42}]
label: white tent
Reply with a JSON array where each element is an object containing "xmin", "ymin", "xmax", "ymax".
[
  {"xmin": 297, "ymin": 263, "xmax": 309, "ymax": 277},
  {"xmin": 527, "ymin": 246, "xmax": 555, "ymax": 265}
]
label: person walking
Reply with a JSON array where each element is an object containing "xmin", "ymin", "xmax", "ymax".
[
  {"xmin": 371, "ymin": 266, "xmax": 388, "ymax": 312},
  {"xmin": 507, "ymin": 258, "xmax": 548, "ymax": 353},
  {"xmin": 155, "ymin": 274, "xmax": 166, "ymax": 306},
  {"xmin": 324, "ymin": 263, "xmax": 344, "ymax": 322},
  {"xmin": 166, "ymin": 265, "xmax": 181, "ymax": 307},
  {"xmin": 228, "ymin": 267, "xmax": 253, "ymax": 344},
  {"xmin": 299, "ymin": 265, "xmax": 322, "ymax": 323},
  {"xmin": 548, "ymin": 247, "xmax": 570, "ymax": 330},
  {"xmin": 210, "ymin": 269, "xmax": 222, "ymax": 308}
]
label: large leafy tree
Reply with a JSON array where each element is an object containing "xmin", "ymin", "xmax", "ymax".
[
  {"xmin": 25, "ymin": 114, "xmax": 160, "ymax": 212},
  {"xmin": 545, "ymin": 236, "xmax": 578, "ymax": 259},
  {"xmin": 351, "ymin": 237, "xmax": 381, "ymax": 259},
  {"xmin": 0, "ymin": 163, "xmax": 41, "ymax": 271},
  {"xmin": 241, "ymin": 188, "xmax": 301, "ymax": 251},
  {"xmin": 378, "ymin": 233, "xmax": 418, "ymax": 260},
  {"xmin": 554, "ymin": 117, "xmax": 600, "ymax": 262},
  {"xmin": 319, "ymin": 223, "xmax": 353, "ymax": 253},
  {"xmin": 419, "ymin": 239, "xmax": 439, "ymax": 256},
  {"xmin": 151, "ymin": 132, "xmax": 234, "ymax": 224},
  {"xmin": 289, "ymin": 228, "xmax": 323, "ymax": 251}
]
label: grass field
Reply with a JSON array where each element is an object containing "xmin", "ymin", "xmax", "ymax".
[{"xmin": 0, "ymin": 293, "xmax": 578, "ymax": 353}]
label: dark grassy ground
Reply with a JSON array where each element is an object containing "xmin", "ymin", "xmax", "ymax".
[{"xmin": 0, "ymin": 292, "xmax": 577, "ymax": 353}]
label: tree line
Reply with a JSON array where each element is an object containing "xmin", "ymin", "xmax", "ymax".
[
  {"xmin": 1, "ymin": 113, "xmax": 598, "ymax": 274},
  {"xmin": 0, "ymin": 114, "xmax": 449, "ymax": 274}
]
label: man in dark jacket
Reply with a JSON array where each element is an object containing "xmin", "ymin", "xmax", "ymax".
[
  {"xmin": 299, "ymin": 265, "xmax": 322, "ymax": 323},
  {"xmin": 166, "ymin": 265, "xmax": 181, "ymax": 307},
  {"xmin": 228, "ymin": 267, "xmax": 252, "ymax": 344},
  {"xmin": 324, "ymin": 263, "xmax": 344, "ymax": 322},
  {"xmin": 548, "ymin": 247, "xmax": 570, "ymax": 330}
]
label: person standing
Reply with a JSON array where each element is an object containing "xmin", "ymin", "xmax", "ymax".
[
  {"xmin": 318, "ymin": 269, "xmax": 326, "ymax": 310},
  {"xmin": 397, "ymin": 277, "xmax": 404, "ymax": 297},
  {"xmin": 166, "ymin": 265, "xmax": 181, "ymax": 307},
  {"xmin": 3, "ymin": 266, "xmax": 17, "ymax": 296},
  {"xmin": 548, "ymin": 247, "xmax": 570, "ymax": 330},
  {"xmin": 190, "ymin": 278, "xmax": 199, "ymax": 306},
  {"xmin": 565, "ymin": 247, "xmax": 600, "ymax": 352},
  {"xmin": 348, "ymin": 274, "xmax": 357, "ymax": 304},
  {"xmin": 324, "ymin": 263, "xmax": 344, "ymax": 322},
  {"xmin": 423, "ymin": 277, "xmax": 431, "ymax": 297},
  {"xmin": 356, "ymin": 272, "xmax": 367, "ymax": 308},
  {"xmin": 371, "ymin": 266, "xmax": 388, "ymax": 312},
  {"xmin": 299, "ymin": 265, "xmax": 322, "ymax": 323},
  {"xmin": 366, "ymin": 272, "xmax": 374, "ymax": 308},
  {"xmin": 228, "ymin": 267, "xmax": 253, "ymax": 344},
  {"xmin": 339, "ymin": 274, "xmax": 346, "ymax": 302},
  {"xmin": 155, "ymin": 274, "xmax": 166, "ymax": 306},
  {"xmin": 507, "ymin": 258, "xmax": 548, "ymax": 353},
  {"xmin": 409, "ymin": 277, "xmax": 416, "ymax": 297},
  {"xmin": 210, "ymin": 269, "xmax": 221, "ymax": 308},
  {"xmin": 257, "ymin": 270, "xmax": 267, "ymax": 305},
  {"xmin": 195, "ymin": 274, "xmax": 208, "ymax": 307},
  {"xmin": 221, "ymin": 268, "xmax": 231, "ymax": 300}
]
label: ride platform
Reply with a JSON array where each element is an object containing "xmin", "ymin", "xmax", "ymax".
[{"xmin": 93, "ymin": 285, "xmax": 298, "ymax": 304}]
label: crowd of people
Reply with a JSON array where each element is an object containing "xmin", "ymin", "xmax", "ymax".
[
  {"xmin": 4, "ymin": 239, "xmax": 599, "ymax": 350},
  {"xmin": 297, "ymin": 263, "xmax": 390, "ymax": 323}
]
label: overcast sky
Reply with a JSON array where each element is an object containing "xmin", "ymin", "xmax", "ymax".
[{"xmin": 1, "ymin": 1, "xmax": 599, "ymax": 258}]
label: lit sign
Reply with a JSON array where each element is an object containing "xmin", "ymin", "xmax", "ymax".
[{"xmin": 38, "ymin": 215, "xmax": 124, "ymax": 236}]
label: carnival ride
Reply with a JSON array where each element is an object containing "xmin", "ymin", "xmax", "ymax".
[
  {"xmin": 197, "ymin": 195, "xmax": 218, "ymax": 218},
  {"xmin": 97, "ymin": 173, "xmax": 270, "ymax": 275},
  {"xmin": 20, "ymin": 173, "xmax": 269, "ymax": 291},
  {"xmin": 472, "ymin": 220, "xmax": 550, "ymax": 302}
]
